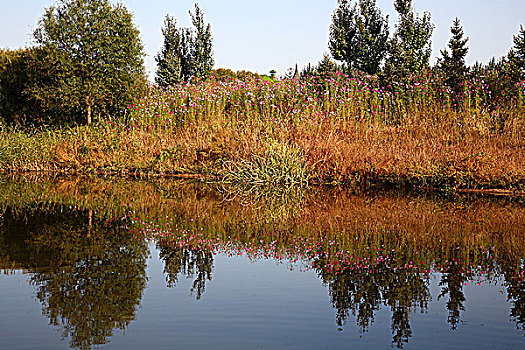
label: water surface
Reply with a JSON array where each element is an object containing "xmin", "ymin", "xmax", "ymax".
[{"xmin": 1, "ymin": 177, "xmax": 524, "ymax": 349}]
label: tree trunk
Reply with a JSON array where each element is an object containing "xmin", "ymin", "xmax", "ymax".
[{"xmin": 86, "ymin": 96, "xmax": 92, "ymax": 125}]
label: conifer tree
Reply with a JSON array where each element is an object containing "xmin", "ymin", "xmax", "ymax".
[
  {"xmin": 438, "ymin": 18, "xmax": 469, "ymax": 95},
  {"xmin": 508, "ymin": 25, "xmax": 525, "ymax": 81},
  {"xmin": 329, "ymin": 0, "xmax": 389, "ymax": 75},
  {"xmin": 317, "ymin": 53, "xmax": 337, "ymax": 80}
]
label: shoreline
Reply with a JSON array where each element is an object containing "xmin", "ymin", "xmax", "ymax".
[{"xmin": 2, "ymin": 168, "xmax": 524, "ymax": 197}]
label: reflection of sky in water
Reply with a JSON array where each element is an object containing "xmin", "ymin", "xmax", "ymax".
[
  {"xmin": 2, "ymin": 243, "xmax": 523, "ymax": 350},
  {"xmin": 1, "ymin": 177, "xmax": 525, "ymax": 349}
]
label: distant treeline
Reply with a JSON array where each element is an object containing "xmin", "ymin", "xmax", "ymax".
[{"xmin": 0, "ymin": 0, "xmax": 524, "ymax": 126}]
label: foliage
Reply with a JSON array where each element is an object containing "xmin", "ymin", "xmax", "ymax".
[
  {"xmin": 506, "ymin": 25, "xmax": 525, "ymax": 86},
  {"xmin": 30, "ymin": 0, "xmax": 147, "ymax": 125},
  {"xmin": 210, "ymin": 68, "xmax": 261, "ymax": 82},
  {"xmin": 437, "ymin": 18, "xmax": 469, "ymax": 97},
  {"xmin": 316, "ymin": 54, "xmax": 338, "ymax": 80},
  {"xmin": 510, "ymin": 25, "xmax": 525, "ymax": 76},
  {"xmin": 0, "ymin": 69, "xmax": 524, "ymax": 190},
  {"xmin": 382, "ymin": 0, "xmax": 434, "ymax": 83},
  {"xmin": 329, "ymin": 0, "xmax": 389, "ymax": 75},
  {"xmin": 155, "ymin": 15, "xmax": 183, "ymax": 87},
  {"xmin": 189, "ymin": 3, "xmax": 214, "ymax": 80},
  {"xmin": 470, "ymin": 55, "xmax": 523, "ymax": 114},
  {"xmin": 156, "ymin": 3, "xmax": 214, "ymax": 85},
  {"xmin": 0, "ymin": 48, "xmax": 45, "ymax": 125}
]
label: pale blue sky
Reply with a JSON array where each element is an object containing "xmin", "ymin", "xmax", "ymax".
[{"xmin": 1, "ymin": 0, "xmax": 524, "ymax": 79}]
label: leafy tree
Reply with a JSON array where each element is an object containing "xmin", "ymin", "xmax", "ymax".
[
  {"xmin": 329, "ymin": 0, "xmax": 389, "ymax": 75},
  {"xmin": 437, "ymin": 18, "xmax": 469, "ymax": 96},
  {"xmin": 31, "ymin": 0, "xmax": 147, "ymax": 125},
  {"xmin": 155, "ymin": 15, "xmax": 183, "ymax": 87},
  {"xmin": 0, "ymin": 48, "xmax": 42, "ymax": 124},
  {"xmin": 156, "ymin": 3, "xmax": 214, "ymax": 85},
  {"xmin": 189, "ymin": 3, "xmax": 214, "ymax": 80},
  {"xmin": 329, "ymin": 0, "xmax": 358, "ymax": 69},
  {"xmin": 383, "ymin": 0, "xmax": 434, "ymax": 81}
]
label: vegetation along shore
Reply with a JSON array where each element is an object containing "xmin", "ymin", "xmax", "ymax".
[{"xmin": 1, "ymin": 0, "xmax": 524, "ymax": 193}]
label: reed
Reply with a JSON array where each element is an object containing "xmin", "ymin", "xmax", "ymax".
[{"xmin": 0, "ymin": 70, "xmax": 524, "ymax": 190}]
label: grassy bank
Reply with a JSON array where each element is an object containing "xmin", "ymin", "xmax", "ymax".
[{"xmin": 1, "ymin": 71, "xmax": 524, "ymax": 191}]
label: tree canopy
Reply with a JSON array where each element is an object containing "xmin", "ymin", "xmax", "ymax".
[
  {"xmin": 155, "ymin": 3, "xmax": 214, "ymax": 86},
  {"xmin": 329, "ymin": 0, "xmax": 389, "ymax": 75},
  {"xmin": 155, "ymin": 15, "xmax": 184, "ymax": 86},
  {"xmin": 31, "ymin": 0, "xmax": 147, "ymax": 124},
  {"xmin": 508, "ymin": 25, "xmax": 525, "ymax": 82},
  {"xmin": 383, "ymin": 0, "xmax": 434, "ymax": 81}
]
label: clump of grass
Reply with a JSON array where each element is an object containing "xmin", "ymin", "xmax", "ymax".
[{"xmin": 220, "ymin": 140, "xmax": 310, "ymax": 186}]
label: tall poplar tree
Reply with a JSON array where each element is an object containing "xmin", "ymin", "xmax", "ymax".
[
  {"xmin": 155, "ymin": 3, "xmax": 213, "ymax": 85},
  {"xmin": 437, "ymin": 18, "xmax": 469, "ymax": 95},
  {"xmin": 329, "ymin": 0, "xmax": 359, "ymax": 70},
  {"xmin": 329, "ymin": 0, "xmax": 389, "ymax": 75},
  {"xmin": 155, "ymin": 15, "xmax": 183, "ymax": 87},
  {"xmin": 189, "ymin": 3, "xmax": 214, "ymax": 80},
  {"xmin": 383, "ymin": 0, "xmax": 434, "ymax": 81}
]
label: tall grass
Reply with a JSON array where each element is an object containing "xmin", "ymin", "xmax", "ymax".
[
  {"xmin": 220, "ymin": 140, "xmax": 310, "ymax": 185},
  {"xmin": 0, "ymin": 70, "xmax": 524, "ymax": 190}
]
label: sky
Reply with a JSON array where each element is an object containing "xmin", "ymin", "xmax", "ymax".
[{"xmin": 1, "ymin": 0, "xmax": 524, "ymax": 80}]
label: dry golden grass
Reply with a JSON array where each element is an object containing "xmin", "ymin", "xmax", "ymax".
[{"xmin": 1, "ymin": 73, "xmax": 524, "ymax": 191}]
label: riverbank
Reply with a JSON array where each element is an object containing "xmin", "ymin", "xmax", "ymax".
[{"xmin": 1, "ymin": 74, "xmax": 524, "ymax": 192}]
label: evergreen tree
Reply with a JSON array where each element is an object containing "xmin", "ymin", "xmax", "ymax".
[
  {"xmin": 329, "ymin": 0, "xmax": 389, "ymax": 75},
  {"xmin": 317, "ymin": 53, "xmax": 338, "ymax": 80},
  {"xmin": 383, "ymin": 0, "xmax": 434, "ymax": 81},
  {"xmin": 508, "ymin": 25, "xmax": 525, "ymax": 81},
  {"xmin": 437, "ymin": 18, "xmax": 469, "ymax": 95},
  {"xmin": 31, "ymin": 0, "xmax": 146, "ymax": 125},
  {"xmin": 155, "ymin": 15, "xmax": 182, "ymax": 87}
]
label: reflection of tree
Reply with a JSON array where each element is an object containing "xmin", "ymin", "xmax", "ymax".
[
  {"xmin": 507, "ymin": 276, "xmax": 525, "ymax": 331},
  {"xmin": 438, "ymin": 261, "xmax": 467, "ymax": 330},
  {"xmin": 384, "ymin": 268, "xmax": 430, "ymax": 349},
  {"xmin": 326, "ymin": 268, "xmax": 381, "ymax": 331},
  {"xmin": 499, "ymin": 251, "xmax": 525, "ymax": 332},
  {"xmin": 158, "ymin": 243, "xmax": 213, "ymax": 299},
  {"xmin": 314, "ymin": 251, "xmax": 430, "ymax": 349},
  {"xmin": 0, "ymin": 205, "xmax": 148, "ymax": 350}
]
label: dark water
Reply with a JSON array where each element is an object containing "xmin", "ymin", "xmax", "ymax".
[{"xmin": 1, "ymin": 177, "xmax": 525, "ymax": 349}]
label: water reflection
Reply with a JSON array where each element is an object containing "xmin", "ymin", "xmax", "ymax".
[
  {"xmin": 0, "ymin": 205, "xmax": 148, "ymax": 350},
  {"xmin": 157, "ymin": 243, "xmax": 213, "ymax": 299},
  {"xmin": 314, "ymin": 253, "xmax": 430, "ymax": 348},
  {"xmin": 0, "ymin": 176, "xmax": 525, "ymax": 349}
]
